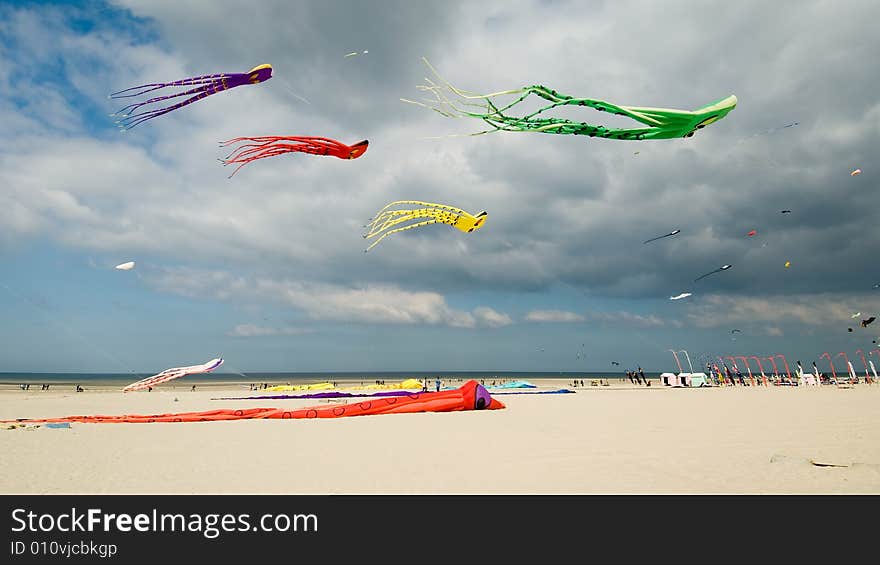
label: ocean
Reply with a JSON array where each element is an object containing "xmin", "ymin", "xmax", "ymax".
[{"xmin": 0, "ymin": 371, "xmax": 646, "ymax": 386}]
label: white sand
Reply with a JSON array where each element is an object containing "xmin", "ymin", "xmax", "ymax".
[{"xmin": 1, "ymin": 381, "xmax": 879, "ymax": 494}]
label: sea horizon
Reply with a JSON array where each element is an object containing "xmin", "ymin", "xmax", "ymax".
[{"xmin": 0, "ymin": 370, "xmax": 648, "ymax": 385}]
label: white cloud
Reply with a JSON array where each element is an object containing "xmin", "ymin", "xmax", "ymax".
[
  {"xmin": 525, "ymin": 309, "xmax": 585, "ymax": 323},
  {"xmin": 684, "ymin": 294, "xmax": 880, "ymax": 327},
  {"xmin": 588, "ymin": 311, "xmax": 674, "ymax": 328},
  {"xmin": 473, "ymin": 306, "xmax": 513, "ymax": 328},
  {"xmin": 226, "ymin": 324, "xmax": 313, "ymax": 337},
  {"xmin": 147, "ymin": 267, "xmax": 511, "ymax": 329}
]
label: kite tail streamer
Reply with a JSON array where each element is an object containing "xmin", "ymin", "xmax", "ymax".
[
  {"xmin": 365, "ymin": 219, "xmax": 439, "ymax": 251},
  {"xmin": 115, "ymin": 88, "xmax": 227, "ymax": 130},
  {"xmin": 368, "ymin": 200, "xmax": 468, "ymax": 222},
  {"xmin": 108, "ymin": 74, "xmax": 231, "ymax": 99},
  {"xmin": 365, "ymin": 209, "xmax": 438, "ymax": 237}
]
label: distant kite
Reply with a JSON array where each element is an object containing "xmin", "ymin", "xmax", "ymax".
[
  {"xmin": 848, "ymin": 328, "xmax": 854, "ymax": 333},
  {"xmin": 123, "ymin": 358, "xmax": 224, "ymax": 392},
  {"xmin": 861, "ymin": 317, "xmax": 876, "ymax": 328},
  {"xmin": 670, "ymin": 293, "xmax": 692, "ymax": 300},
  {"xmin": 115, "ymin": 261, "xmax": 135, "ymax": 270},
  {"xmin": 731, "ymin": 329, "xmax": 742, "ymax": 334},
  {"xmin": 784, "ymin": 261, "xmax": 791, "ymax": 268},
  {"xmin": 218, "ymin": 136, "xmax": 368, "ymax": 177},
  {"xmin": 109, "ymin": 64, "xmax": 273, "ymax": 131},
  {"xmin": 851, "ymin": 169, "xmax": 862, "ymax": 176},
  {"xmin": 852, "ymin": 312, "xmax": 862, "ymax": 319},
  {"xmin": 402, "ymin": 58, "xmax": 737, "ymax": 140},
  {"xmin": 780, "ymin": 210, "xmax": 792, "ymax": 214},
  {"xmin": 694, "ymin": 264, "xmax": 731, "ymax": 282},
  {"xmin": 873, "ymin": 283, "xmax": 880, "ymax": 289},
  {"xmin": 364, "ymin": 200, "xmax": 487, "ymax": 252},
  {"xmin": 611, "ymin": 361, "xmax": 620, "ymax": 366},
  {"xmin": 345, "ymin": 50, "xmax": 369, "ymax": 57},
  {"xmin": 644, "ymin": 229, "xmax": 681, "ymax": 244},
  {"xmin": 747, "ymin": 230, "xmax": 757, "ymax": 237},
  {"xmin": 738, "ymin": 121, "xmax": 799, "ymax": 143}
]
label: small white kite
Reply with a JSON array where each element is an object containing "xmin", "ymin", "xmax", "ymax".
[
  {"xmin": 670, "ymin": 293, "xmax": 692, "ymax": 300},
  {"xmin": 123, "ymin": 358, "xmax": 224, "ymax": 392},
  {"xmin": 115, "ymin": 261, "xmax": 135, "ymax": 270}
]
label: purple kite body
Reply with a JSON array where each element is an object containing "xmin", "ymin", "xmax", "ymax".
[
  {"xmin": 213, "ymin": 388, "xmax": 576, "ymax": 400},
  {"xmin": 212, "ymin": 390, "xmax": 417, "ymax": 401},
  {"xmin": 109, "ymin": 64, "xmax": 273, "ymax": 130},
  {"xmin": 493, "ymin": 389, "xmax": 575, "ymax": 395}
]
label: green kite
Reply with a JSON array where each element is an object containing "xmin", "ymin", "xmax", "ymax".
[{"xmin": 402, "ymin": 58, "xmax": 736, "ymax": 140}]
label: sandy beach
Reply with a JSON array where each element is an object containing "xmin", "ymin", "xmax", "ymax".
[{"xmin": 1, "ymin": 380, "xmax": 879, "ymax": 494}]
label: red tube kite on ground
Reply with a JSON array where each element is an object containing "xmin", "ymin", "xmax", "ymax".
[{"xmin": 1, "ymin": 380, "xmax": 504, "ymax": 424}]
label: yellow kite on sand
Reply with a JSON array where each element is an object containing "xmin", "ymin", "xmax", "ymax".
[
  {"xmin": 264, "ymin": 382, "xmax": 335, "ymax": 392},
  {"xmin": 347, "ymin": 378, "xmax": 424, "ymax": 390}
]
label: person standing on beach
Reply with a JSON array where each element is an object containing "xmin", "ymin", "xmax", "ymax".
[
  {"xmin": 435, "ymin": 377, "xmax": 441, "ymax": 392},
  {"xmin": 639, "ymin": 368, "xmax": 647, "ymax": 386},
  {"xmin": 724, "ymin": 365, "xmax": 735, "ymax": 386}
]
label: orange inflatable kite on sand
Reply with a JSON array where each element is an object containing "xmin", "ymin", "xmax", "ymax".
[{"xmin": 1, "ymin": 380, "xmax": 504, "ymax": 424}]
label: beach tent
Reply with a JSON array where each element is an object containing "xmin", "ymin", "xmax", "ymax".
[
  {"xmin": 660, "ymin": 373, "xmax": 678, "ymax": 386},
  {"xmin": 687, "ymin": 372, "xmax": 709, "ymax": 387}
]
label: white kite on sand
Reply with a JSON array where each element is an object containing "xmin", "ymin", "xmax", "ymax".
[
  {"xmin": 115, "ymin": 261, "xmax": 135, "ymax": 270},
  {"xmin": 123, "ymin": 358, "xmax": 224, "ymax": 392},
  {"xmin": 670, "ymin": 293, "xmax": 692, "ymax": 300}
]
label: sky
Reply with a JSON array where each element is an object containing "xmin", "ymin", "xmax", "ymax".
[{"xmin": 0, "ymin": 0, "xmax": 878, "ymax": 374}]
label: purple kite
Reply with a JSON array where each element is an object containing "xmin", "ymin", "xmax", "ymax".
[
  {"xmin": 213, "ymin": 390, "xmax": 416, "ymax": 401},
  {"xmin": 109, "ymin": 64, "xmax": 273, "ymax": 131},
  {"xmin": 212, "ymin": 388, "xmax": 575, "ymax": 401}
]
